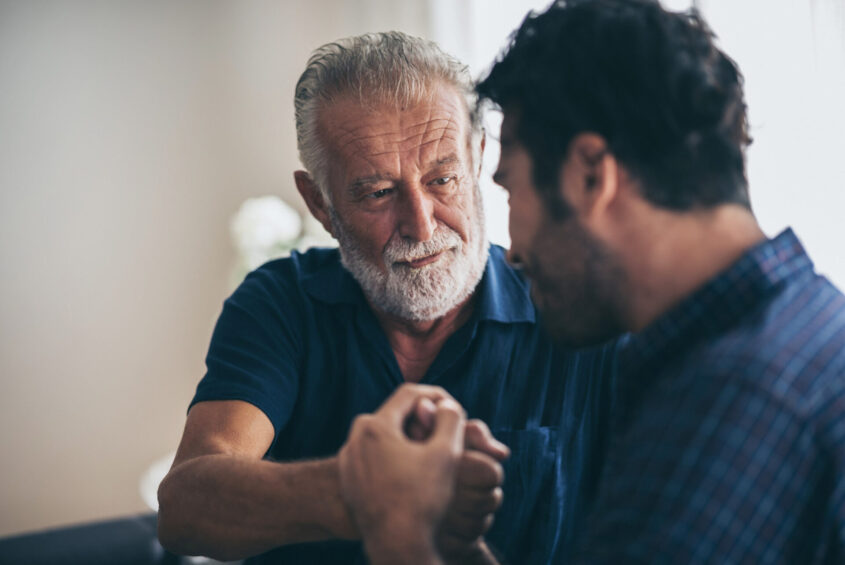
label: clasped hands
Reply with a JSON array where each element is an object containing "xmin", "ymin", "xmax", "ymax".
[{"xmin": 338, "ymin": 384, "xmax": 509, "ymax": 563}]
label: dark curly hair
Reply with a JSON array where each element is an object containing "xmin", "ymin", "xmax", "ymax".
[{"xmin": 477, "ymin": 0, "xmax": 752, "ymax": 214}]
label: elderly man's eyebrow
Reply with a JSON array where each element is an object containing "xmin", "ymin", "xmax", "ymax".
[
  {"xmin": 347, "ymin": 154, "xmax": 462, "ymax": 191},
  {"xmin": 350, "ymin": 174, "xmax": 391, "ymax": 187},
  {"xmin": 426, "ymin": 154, "xmax": 460, "ymax": 169},
  {"xmin": 347, "ymin": 174, "xmax": 395, "ymax": 197}
]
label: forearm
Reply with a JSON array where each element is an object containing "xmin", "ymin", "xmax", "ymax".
[{"xmin": 157, "ymin": 455, "xmax": 356, "ymax": 560}]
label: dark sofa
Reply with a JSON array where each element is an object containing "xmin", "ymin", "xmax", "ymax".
[{"xmin": 0, "ymin": 513, "xmax": 179, "ymax": 565}]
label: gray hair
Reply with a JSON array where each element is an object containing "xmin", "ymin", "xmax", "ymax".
[{"xmin": 294, "ymin": 31, "xmax": 483, "ymax": 199}]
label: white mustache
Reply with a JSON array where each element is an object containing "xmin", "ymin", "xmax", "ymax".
[{"xmin": 384, "ymin": 227, "xmax": 462, "ymax": 264}]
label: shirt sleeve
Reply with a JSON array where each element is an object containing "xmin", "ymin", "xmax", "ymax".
[
  {"xmin": 567, "ymin": 370, "xmax": 839, "ymax": 565},
  {"xmin": 190, "ymin": 265, "xmax": 303, "ymax": 438}
]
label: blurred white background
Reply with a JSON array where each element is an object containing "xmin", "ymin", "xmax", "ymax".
[{"xmin": 1, "ymin": 0, "xmax": 843, "ymax": 536}]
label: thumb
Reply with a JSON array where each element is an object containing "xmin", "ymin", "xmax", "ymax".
[{"xmin": 465, "ymin": 419, "xmax": 510, "ymax": 461}]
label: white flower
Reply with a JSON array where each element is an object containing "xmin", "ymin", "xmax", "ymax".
[
  {"xmin": 230, "ymin": 196, "xmax": 302, "ymax": 256},
  {"xmin": 301, "ymin": 213, "xmax": 338, "ymax": 248}
]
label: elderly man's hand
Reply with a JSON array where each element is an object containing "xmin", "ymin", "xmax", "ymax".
[
  {"xmin": 437, "ymin": 421, "xmax": 507, "ymax": 564},
  {"xmin": 408, "ymin": 400, "xmax": 509, "ymax": 564},
  {"xmin": 337, "ymin": 384, "xmax": 466, "ymax": 562}
]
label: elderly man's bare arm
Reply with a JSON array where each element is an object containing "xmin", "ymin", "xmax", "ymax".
[{"xmin": 156, "ymin": 400, "xmax": 356, "ymax": 561}]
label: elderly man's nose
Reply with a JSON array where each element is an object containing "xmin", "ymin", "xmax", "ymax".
[{"xmin": 398, "ymin": 187, "xmax": 436, "ymax": 241}]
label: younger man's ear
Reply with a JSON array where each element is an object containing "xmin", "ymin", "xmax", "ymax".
[
  {"xmin": 294, "ymin": 171, "xmax": 335, "ymax": 238},
  {"xmin": 559, "ymin": 133, "xmax": 618, "ymax": 220}
]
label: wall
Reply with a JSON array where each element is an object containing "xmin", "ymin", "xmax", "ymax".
[
  {"xmin": 0, "ymin": 0, "xmax": 430, "ymax": 536},
  {"xmin": 703, "ymin": 0, "xmax": 845, "ymax": 288}
]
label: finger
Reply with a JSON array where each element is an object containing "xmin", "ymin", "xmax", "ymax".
[
  {"xmin": 456, "ymin": 451, "xmax": 504, "ymax": 489},
  {"xmin": 464, "ymin": 420, "xmax": 510, "ymax": 461},
  {"xmin": 415, "ymin": 397, "xmax": 437, "ymax": 431},
  {"xmin": 429, "ymin": 398, "xmax": 466, "ymax": 455},
  {"xmin": 450, "ymin": 486, "xmax": 503, "ymax": 516},
  {"xmin": 404, "ymin": 397, "xmax": 437, "ymax": 440},
  {"xmin": 377, "ymin": 384, "xmax": 454, "ymax": 429}
]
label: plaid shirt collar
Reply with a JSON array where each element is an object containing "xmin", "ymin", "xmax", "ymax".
[{"xmin": 617, "ymin": 228, "xmax": 814, "ymax": 382}]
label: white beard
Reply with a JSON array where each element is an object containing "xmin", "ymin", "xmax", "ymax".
[{"xmin": 329, "ymin": 192, "xmax": 488, "ymax": 322}]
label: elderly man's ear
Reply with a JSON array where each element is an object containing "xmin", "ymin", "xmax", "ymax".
[
  {"xmin": 294, "ymin": 170, "xmax": 336, "ymax": 238},
  {"xmin": 477, "ymin": 132, "xmax": 486, "ymax": 178}
]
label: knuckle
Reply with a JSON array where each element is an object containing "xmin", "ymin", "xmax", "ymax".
[
  {"xmin": 464, "ymin": 422, "xmax": 483, "ymax": 449},
  {"xmin": 433, "ymin": 447, "xmax": 460, "ymax": 469},
  {"xmin": 480, "ymin": 487, "xmax": 504, "ymax": 513},
  {"xmin": 351, "ymin": 413, "xmax": 372, "ymax": 428},
  {"xmin": 350, "ymin": 414, "xmax": 376, "ymax": 436},
  {"xmin": 491, "ymin": 460, "xmax": 505, "ymax": 485},
  {"xmin": 441, "ymin": 401, "xmax": 467, "ymax": 423},
  {"xmin": 467, "ymin": 418, "xmax": 490, "ymax": 435},
  {"xmin": 481, "ymin": 513, "xmax": 495, "ymax": 533},
  {"xmin": 492, "ymin": 486, "xmax": 504, "ymax": 509}
]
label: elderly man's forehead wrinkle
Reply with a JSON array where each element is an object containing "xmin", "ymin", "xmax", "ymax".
[
  {"xmin": 329, "ymin": 124, "xmax": 369, "ymax": 160},
  {"xmin": 340, "ymin": 128, "xmax": 462, "ymax": 162},
  {"xmin": 366, "ymin": 130, "xmax": 460, "ymax": 159},
  {"xmin": 426, "ymin": 113, "xmax": 462, "ymax": 161},
  {"xmin": 388, "ymin": 113, "xmax": 463, "ymax": 160}
]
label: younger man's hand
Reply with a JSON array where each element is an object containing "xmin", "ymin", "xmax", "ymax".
[{"xmin": 337, "ymin": 384, "xmax": 466, "ymax": 562}]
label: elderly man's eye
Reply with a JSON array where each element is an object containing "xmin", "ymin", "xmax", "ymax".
[
  {"xmin": 431, "ymin": 176, "xmax": 454, "ymax": 186},
  {"xmin": 367, "ymin": 188, "xmax": 394, "ymax": 199}
]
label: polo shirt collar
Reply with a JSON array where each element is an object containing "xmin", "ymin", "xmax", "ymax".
[
  {"xmin": 300, "ymin": 245, "xmax": 536, "ymax": 324},
  {"xmin": 299, "ymin": 250, "xmax": 365, "ymax": 305}
]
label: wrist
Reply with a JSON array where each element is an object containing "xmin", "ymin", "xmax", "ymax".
[{"xmin": 326, "ymin": 456, "xmax": 359, "ymax": 539}]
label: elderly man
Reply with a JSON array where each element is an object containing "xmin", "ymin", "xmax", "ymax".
[
  {"xmin": 157, "ymin": 32, "xmax": 617, "ymax": 564},
  {"xmin": 339, "ymin": 1, "xmax": 845, "ymax": 564}
]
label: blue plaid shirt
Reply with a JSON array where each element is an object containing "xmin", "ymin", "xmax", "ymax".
[{"xmin": 567, "ymin": 229, "xmax": 845, "ymax": 564}]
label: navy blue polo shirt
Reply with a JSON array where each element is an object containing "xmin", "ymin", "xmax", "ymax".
[{"xmin": 192, "ymin": 245, "xmax": 617, "ymax": 564}]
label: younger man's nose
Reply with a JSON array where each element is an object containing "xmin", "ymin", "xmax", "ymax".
[{"xmin": 506, "ymin": 248, "xmax": 524, "ymax": 269}]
